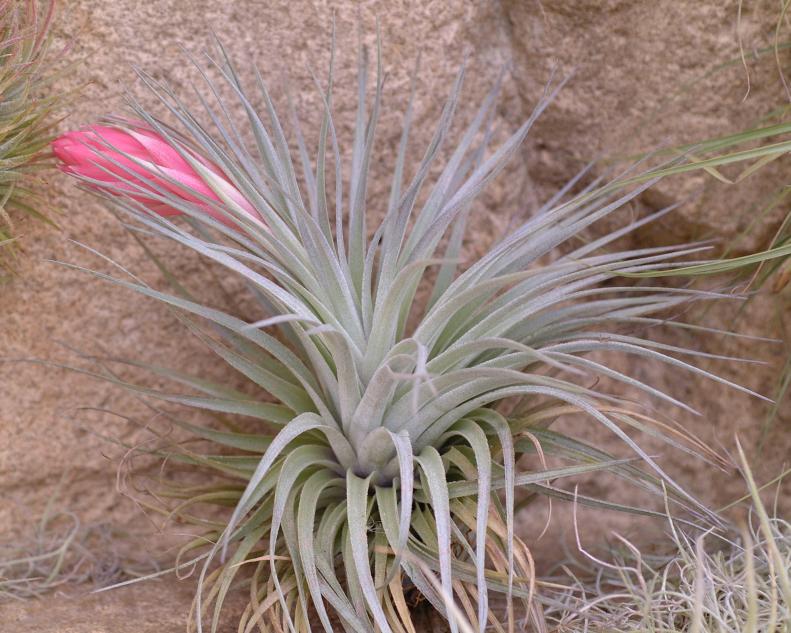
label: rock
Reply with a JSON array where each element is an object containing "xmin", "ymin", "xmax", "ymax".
[{"xmin": 0, "ymin": 580, "xmax": 243, "ymax": 633}]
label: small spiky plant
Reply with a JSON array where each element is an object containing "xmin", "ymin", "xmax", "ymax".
[
  {"xmin": 53, "ymin": 34, "xmax": 788, "ymax": 633},
  {"xmin": 0, "ymin": 0, "xmax": 59, "ymax": 250}
]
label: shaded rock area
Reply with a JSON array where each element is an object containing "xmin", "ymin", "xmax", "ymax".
[{"xmin": 1, "ymin": 0, "xmax": 790, "ymax": 630}]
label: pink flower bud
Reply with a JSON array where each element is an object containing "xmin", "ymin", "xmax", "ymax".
[{"xmin": 52, "ymin": 123, "xmax": 257, "ymax": 227}]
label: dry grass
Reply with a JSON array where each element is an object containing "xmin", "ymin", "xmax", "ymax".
[
  {"xmin": 538, "ymin": 453, "xmax": 790, "ymax": 633},
  {"xmin": 0, "ymin": 488, "xmax": 159, "ymax": 601}
]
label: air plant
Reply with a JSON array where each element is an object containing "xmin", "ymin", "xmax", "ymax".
[
  {"xmin": 0, "ymin": 0, "xmax": 60, "ymax": 251},
  {"xmin": 53, "ymin": 32, "xmax": 791, "ymax": 633}
]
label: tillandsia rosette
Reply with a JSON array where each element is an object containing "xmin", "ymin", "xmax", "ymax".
[
  {"xmin": 0, "ymin": 1, "xmax": 59, "ymax": 250},
  {"xmin": 53, "ymin": 34, "xmax": 781, "ymax": 633}
]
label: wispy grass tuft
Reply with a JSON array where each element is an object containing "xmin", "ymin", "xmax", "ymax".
[
  {"xmin": 0, "ymin": 487, "xmax": 158, "ymax": 601},
  {"xmin": 540, "ymin": 453, "xmax": 791, "ymax": 633}
]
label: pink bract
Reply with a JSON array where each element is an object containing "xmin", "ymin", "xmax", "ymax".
[{"xmin": 52, "ymin": 124, "xmax": 257, "ymax": 226}]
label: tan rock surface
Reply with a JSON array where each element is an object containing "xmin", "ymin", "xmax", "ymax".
[
  {"xmin": 2, "ymin": 0, "xmax": 790, "ymax": 630},
  {"xmin": 2, "ymin": 580, "xmax": 244, "ymax": 633}
]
